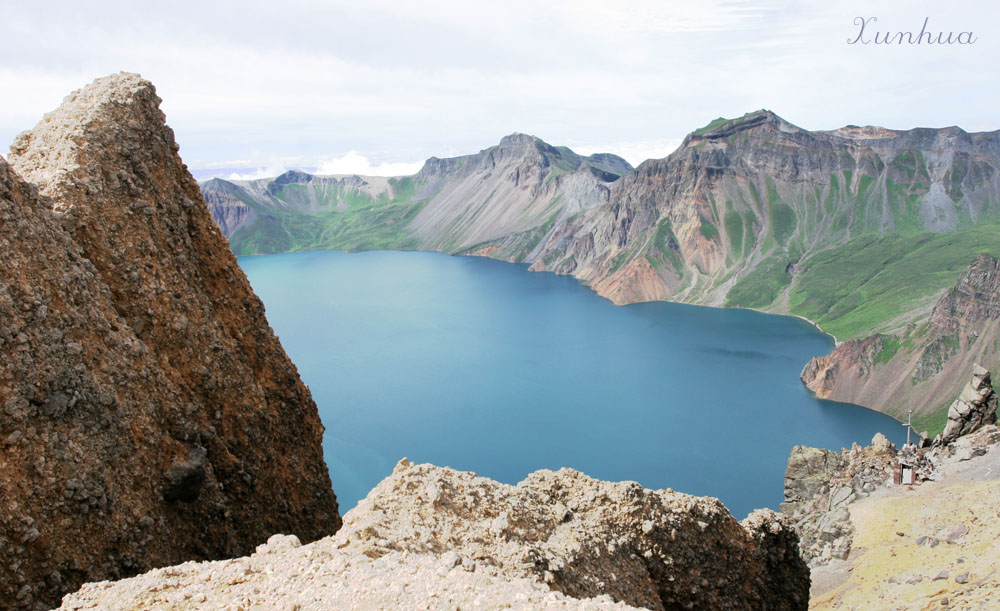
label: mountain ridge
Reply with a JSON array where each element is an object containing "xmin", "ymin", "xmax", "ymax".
[
  {"xmin": 801, "ymin": 254, "xmax": 1000, "ymax": 433},
  {"xmin": 201, "ymin": 112, "xmax": 1000, "ymax": 432}
]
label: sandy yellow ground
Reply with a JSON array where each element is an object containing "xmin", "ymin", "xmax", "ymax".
[{"xmin": 811, "ymin": 471, "xmax": 1000, "ymax": 610}]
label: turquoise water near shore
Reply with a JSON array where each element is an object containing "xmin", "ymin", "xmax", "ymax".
[{"xmin": 239, "ymin": 249, "xmax": 905, "ymax": 518}]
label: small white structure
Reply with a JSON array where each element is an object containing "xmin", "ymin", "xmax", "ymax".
[
  {"xmin": 901, "ymin": 464, "xmax": 914, "ymax": 485},
  {"xmin": 893, "ymin": 462, "xmax": 915, "ymax": 485}
]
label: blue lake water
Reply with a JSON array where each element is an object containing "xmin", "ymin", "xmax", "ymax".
[{"xmin": 239, "ymin": 249, "xmax": 905, "ymax": 519}]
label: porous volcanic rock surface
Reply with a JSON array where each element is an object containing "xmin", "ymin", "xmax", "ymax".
[
  {"xmin": 60, "ymin": 460, "xmax": 810, "ymax": 610},
  {"xmin": 0, "ymin": 73, "xmax": 339, "ymax": 610}
]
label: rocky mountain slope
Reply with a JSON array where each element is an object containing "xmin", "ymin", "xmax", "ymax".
[
  {"xmin": 206, "ymin": 112, "xmax": 1000, "ymax": 337},
  {"xmin": 781, "ymin": 371, "xmax": 998, "ymax": 607},
  {"xmin": 0, "ymin": 73, "xmax": 340, "ymax": 610},
  {"xmin": 59, "ymin": 460, "xmax": 810, "ymax": 610},
  {"xmin": 203, "ymin": 112, "xmax": 1000, "ymax": 431},
  {"xmin": 206, "ymin": 134, "xmax": 632, "ymax": 256},
  {"xmin": 518, "ymin": 111, "xmax": 1000, "ymax": 337},
  {"xmin": 802, "ymin": 255, "xmax": 1000, "ymax": 433},
  {"xmin": 807, "ymin": 425, "xmax": 1000, "ymax": 609}
]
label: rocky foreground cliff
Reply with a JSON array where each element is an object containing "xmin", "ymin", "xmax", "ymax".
[
  {"xmin": 59, "ymin": 461, "xmax": 810, "ymax": 610},
  {"xmin": 0, "ymin": 74, "xmax": 340, "ymax": 610},
  {"xmin": 798, "ymin": 425, "xmax": 1000, "ymax": 609},
  {"xmin": 782, "ymin": 367, "xmax": 999, "ymax": 608}
]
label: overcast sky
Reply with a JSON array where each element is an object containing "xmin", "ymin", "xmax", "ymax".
[{"xmin": 1, "ymin": 0, "xmax": 997, "ymax": 177}]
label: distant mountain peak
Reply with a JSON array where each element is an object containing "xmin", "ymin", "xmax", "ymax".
[
  {"xmin": 273, "ymin": 169, "xmax": 315, "ymax": 185},
  {"xmin": 689, "ymin": 110, "xmax": 801, "ymax": 141},
  {"xmin": 417, "ymin": 134, "xmax": 632, "ymax": 179},
  {"xmin": 498, "ymin": 132, "xmax": 540, "ymax": 147}
]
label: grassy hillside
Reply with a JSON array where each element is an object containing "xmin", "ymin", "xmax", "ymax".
[
  {"xmin": 789, "ymin": 226, "xmax": 1000, "ymax": 339},
  {"xmin": 228, "ymin": 177, "xmax": 425, "ymax": 255}
]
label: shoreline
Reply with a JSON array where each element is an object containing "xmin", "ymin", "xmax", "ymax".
[{"xmin": 238, "ymin": 245, "xmax": 906, "ymax": 433}]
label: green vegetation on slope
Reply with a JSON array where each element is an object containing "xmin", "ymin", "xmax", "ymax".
[
  {"xmin": 314, "ymin": 201, "xmax": 426, "ymax": 252},
  {"xmin": 509, "ymin": 211, "xmax": 561, "ymax": 260},
  {"xmin": 229, "ymin": 176, "xmax": 430, "ymax": 255},
  {"xmin": 272, "ymin": 182, "xmax": 373, "ymax": 210},
  {"xmin": 725, "ymin": 256, "xmax": 794, "ymax": 309},
  {"xmin": 653, "ymin": 218, "xmax": 683, "ymax": 271},
  {"xmin": 788, "ymin": 224, "xmax": 1000, "ymax": 339},
  {"xmin": 229, "ymin": 200, "xmax": 426, "ymax": 255},
  {"xmin": 698, "ymin": 213, "xmax": 720, "ymax": 241},
  {"xmin": 911, "ymin": 409, "xmax": 950, "ymax": 439},
  {"xmin": 230, "ymin": 196, "xmax": 426, "ymax": 255},
  {"xmin": 692, "ymin": 116, "xmax": 730, "ymax": 136},
  {"xmin": 766, "ymin": 179, "xmax": 797, "ymax": 246},
  {"xmin": 874, "ymin": 335, "xmax": 902, "ymax": 365},
  {"xmin": 724, "ymin": 211, "xmax": 744, "ymax": 255}
]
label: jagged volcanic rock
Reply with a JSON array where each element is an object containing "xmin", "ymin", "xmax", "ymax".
[
  {"xmin": 341, "ymin": 460, "xmax": 809, "ymax": 610},
  {"xmin": 59, "ymin": 461, "xmax": 810, "ymax": 611},
  {"xmin": 939, "ymin": 365, "xmax": 997, "ymax": 443},
  {"xmin": 780, "ymin": 434, "xmax": 898, "ymax": 565},
  {"xmin": 929, "ymin": 254, "xmax": 1000, "ymax": 332},
  {"xmin": 800, "ymin": 334, "xmax": 888, "ymax": 400},
  {"xmin": 0, "ymin": 73, "xmax": 339, "ymax": 610}
]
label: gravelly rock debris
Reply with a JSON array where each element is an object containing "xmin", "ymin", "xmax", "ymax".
[
  {"xmin": 781, "ymin": 433, "xmax": 899, "ymax": 565},
  {"xmin": 60, "ymin": 461, "xmax": 811, "ymax": 610},
  {"xmin": 783, "ymin": 370, "xmax": 999, "ymax": 571},
  {"xmin": 1, "ymin": 73, "xmax": 339, "ymax": 610}
]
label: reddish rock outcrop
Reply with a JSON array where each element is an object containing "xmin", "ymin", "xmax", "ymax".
[
  {"xmin": 800, "ymin": 335, "xmax": 887, "ymax": 400},
  {"xmin": 1, "ymin": 73, "xmax": 339, "ymax": 610},
  {"xmin": 801, "ymin": 255, "xmax": 1000, "ymax": 427}
]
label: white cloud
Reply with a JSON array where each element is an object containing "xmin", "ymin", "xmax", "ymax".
[
  {"xmin": 572, "ymin": 139, "xmax": 686, "ymax": 167},
  {"xmin": 2, "ymin": 0, "xmax": 997, "ymax": 169},
  {"xmin": 217, "ymin": 151, "xmax": 424, "ymax": 181},
  {"xmin": 227, "ymin": 164, "xmax": 295, "ymax": 181},
  {"xmin": 317, "ymin": 152, "xmax": 424, "ymax": 177}
]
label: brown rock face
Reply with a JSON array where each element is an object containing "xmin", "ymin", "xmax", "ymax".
[
  {"xmin": 780, "ymin": 435, "xmax": 899, "ymax": 565},
  {"xmin": 800, "ymin": 255, "xmax": 1000, "ymax": 428},
  {"xmin": 800, "ymin": 335, "xmax": 887, "ymax": 400},
  {"xmin": 1, "ymin": 73, "xmax": 339, "ymax": 610},
  {"xmin": 939, "ymin": 366, "xmax": 998, "ymax": 444},
  {"xmin": 339, "ymin": 461, "xmax": 810, "ymax": 610},
  {"xmin": 929, "ymin": 254, "xmax": 1000, "ymax": 332}
]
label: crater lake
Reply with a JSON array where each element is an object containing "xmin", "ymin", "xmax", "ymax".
[{"xmin": 239, "ymin": 249, "xmax": 905, "ymax": 518}]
